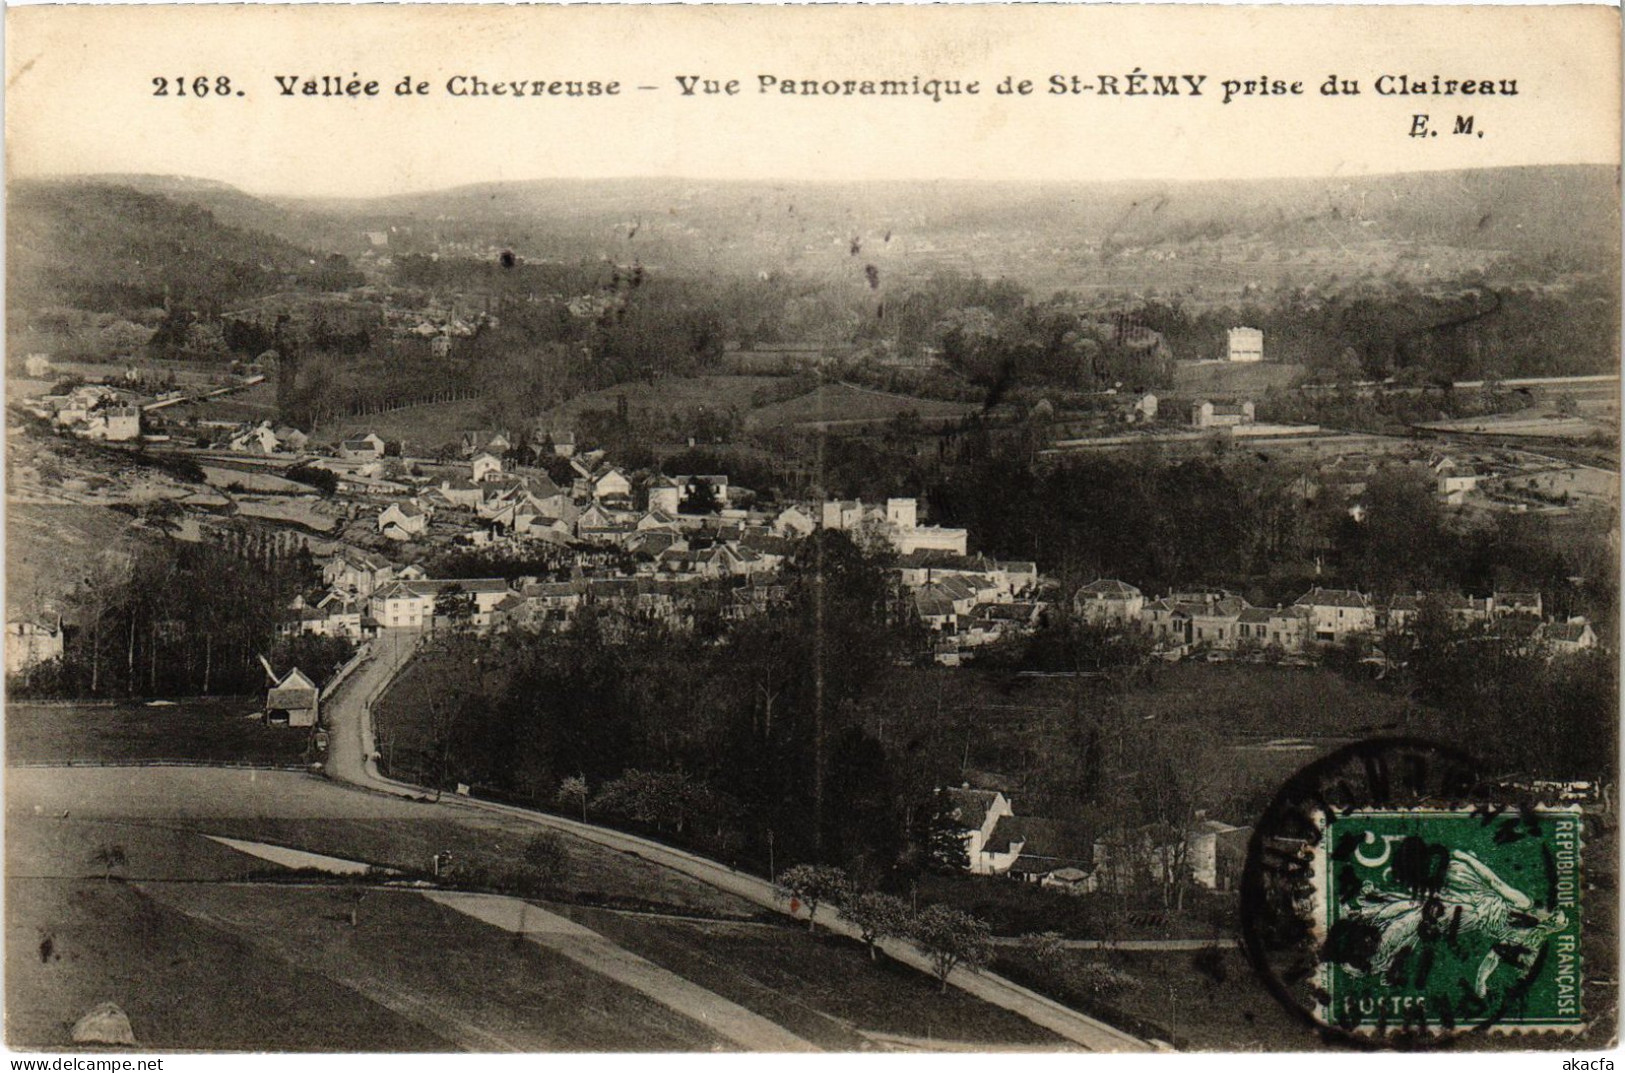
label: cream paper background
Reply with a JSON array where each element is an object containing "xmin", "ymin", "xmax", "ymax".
[{"xmin": 6, "ymin": 4, "xmax": 1620, "ymax": 196}]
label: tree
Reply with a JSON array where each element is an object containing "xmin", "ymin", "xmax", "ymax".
[
  {"xmin": 911, "ymin": 904, "xmax": 992, "ymax": 993},
  {"xmin": 434, "ymin": 584, "xmax": 474, "ymax": 630},
  {"xmin": 556, "ymin": 776, "xmax": 589, "ymax": 822},
  {"xmin": 921, "ymin": 791, "xmax": 970, "ymax": 872},
  {"xmin": 843, "ymin": 890, "xmax": 910, "ymax": 961},
  {"xmin": 90, "ymin": 844, "xmax": 127, "ymax": 882},
  {"xmin": 139, "ymin": 499, "xmax": 185, "ymax": 537},
  {"xmin": 775, "ymin": 863, "xmax": 849, "ymax": 933},
  {"xmin": 679, "ymin": 477, "xmax": 721, "ymax": 515}
]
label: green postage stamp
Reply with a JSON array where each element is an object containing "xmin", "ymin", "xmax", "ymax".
[{"xmin": 1315, "ymin": 808, "xmax": 1583, "ymax": 1034}]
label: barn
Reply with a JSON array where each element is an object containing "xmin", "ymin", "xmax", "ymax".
[{"xmin": 266, "ymin": 667, "xmax": 320, "ymax": 727}]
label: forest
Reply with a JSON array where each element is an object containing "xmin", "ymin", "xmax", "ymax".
[{"xmin": 5, "ymin": 529, "xmax": 351, "ymax": 700}]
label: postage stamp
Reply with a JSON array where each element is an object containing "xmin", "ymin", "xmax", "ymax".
[{"xmin": 1314, "ymin": 808, "xmax": 1583, "ymax": 1035}]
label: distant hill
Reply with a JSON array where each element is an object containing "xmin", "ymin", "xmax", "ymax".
[
  {"xmin": 7, "ymin": 180, "xmax": 343, "ymax": 314},
  {"xmin": 271, "ymin": 165, "xmax": 1621, "ymax": 297},
  {"xmin": 15, "ymin": 165, "xmax": 1617, "ymax": 313}
]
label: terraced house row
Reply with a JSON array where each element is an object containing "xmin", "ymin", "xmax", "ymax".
[{"xmin": 1073, "ymin": 578, "xmax": 1600, "ymax": 656}]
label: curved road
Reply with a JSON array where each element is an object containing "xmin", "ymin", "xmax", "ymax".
[{"xmin": 321, "ymin": 629, "xmax": 1154, "ymax": 1052}]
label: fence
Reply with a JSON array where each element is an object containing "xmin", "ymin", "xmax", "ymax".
[
  {"xmin": 13, "ymin": 759, "xmax": 309, "ymax": 771},
  {"xmin": 320, "ymin": 641, "xmax": 373, "ymax": 701}
]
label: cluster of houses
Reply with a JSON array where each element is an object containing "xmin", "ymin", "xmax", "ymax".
[
  {"xmin": 943, "ymin": 786, "xmax": 1249, "ymax": 895},
  {"xmin": 1073, "ymin": 578, "xmax": 1600, "ymax": 658},
  {"xmin": 23, "ymin": 384, "xmax": 143, "ymax": 442},
  {"xmin": 285, "ymin": 464, "xmax": 1006, "ymax": 642}
]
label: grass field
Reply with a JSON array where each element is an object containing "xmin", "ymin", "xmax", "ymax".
[
  {"xmin": 746, "ymin": 382, "xmax": 977, "ymax": 430},
  {"xmin": 5, "ymin": 699, "xmax": 313, "ymax": 767},
  {"xmin": 200, "ymin": 465, "xmax": 307, "ymax": 493},
  {"xmin": 1172, "ymin": 362, "xmax": 1305, "ymax": 398},
  {"xmin": 5, "ymin": 767, "xmax": 1089, "ymax": 1051},
  {"xmin": 167, "ymin": 382, "xmax": 281, "ymax": 426},
  {"xmin": 6, "ymin": 876, "xmax": 456, "ymax": 1051},
  {"xmin": 312, "ymin": 397, "xmax": 492, "ymax": 452},
  {"xmin": 537, "ymin": 375, "xmax": 790, "ymax": 430},
  {"xmin": 559, "ymin": 905, "xmax": 1065, "ymax": 1048},
  {"xmin": 139, "ymin": 883, "xmax": 731, "ymax": 1051}
]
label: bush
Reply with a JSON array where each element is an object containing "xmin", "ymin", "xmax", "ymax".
[
  {"xmin": 519, "ymin": 831, "xmax": 569, "ymax": 892},
  {"xmin": 285, "ymin": 463, "xmax": 339, "ymax": 495}
]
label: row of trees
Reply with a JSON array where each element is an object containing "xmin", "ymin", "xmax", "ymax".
[{"xmin": 775, "ymin": 863, "xmax": 992, "ymax": 992}]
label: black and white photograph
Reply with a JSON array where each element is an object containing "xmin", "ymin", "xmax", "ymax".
[{"xmin": 3, "ymin": 3, "xmax": 1620, "ymax": 1057}]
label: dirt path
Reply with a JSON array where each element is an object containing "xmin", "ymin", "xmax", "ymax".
[
  {"xmin": 324, "ymin": 647, "xmax": 1154, "ymax": 1052},
  {"xmin": 424, "ymin": 891, "xmax": 819, "ymax": 1052}
]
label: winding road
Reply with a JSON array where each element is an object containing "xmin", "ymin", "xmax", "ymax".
[{"xmin": 317, "ymin": 628, "xmax": 1155, "ymax": 1052}]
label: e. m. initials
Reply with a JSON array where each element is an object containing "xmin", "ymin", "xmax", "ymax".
[{"xmin": 1409, "ymin": 114, "xmax": 1485, "ymax": 139}]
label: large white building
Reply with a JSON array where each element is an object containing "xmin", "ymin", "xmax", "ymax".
[
  {"xmin": 1227, "ymin": 326, "xmax": 1264, "ymax": 363},
  {"xmin": 820, "ymin": 497, "xmax": 967, "ymax": 556}
]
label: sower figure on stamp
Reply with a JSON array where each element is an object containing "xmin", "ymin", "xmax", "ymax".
[{"xmin": 1347, "ymin": 843, "xmax": 1570, "ymax": 997}]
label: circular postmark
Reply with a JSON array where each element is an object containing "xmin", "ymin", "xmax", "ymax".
[{"xmin": 1240, "ymin": 737, "xmax": 1584, "ymax": 1046}]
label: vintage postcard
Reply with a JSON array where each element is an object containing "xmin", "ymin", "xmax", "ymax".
[{"xmin": 4, "ymin": 3, "xmax": 1619, "ymax": 1057}]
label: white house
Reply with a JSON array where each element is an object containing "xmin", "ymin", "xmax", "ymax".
[
  {"xmin": 338, "ymin": 433, "xmax": 386, "ymax": 461},
  {"xmin": 592, "ymin": 468, "xmax": 633, "ymax": 502},
  {"xmin": 773, "ymin": 505, "xmax": 817, "ymax": 538},
  {"xmin": 1191, "ymin": 399, "xmax": 1256, "ymax": 429},
  {"xmin": 6, "ymin": 617, "xmax": 63, "ymax": 676},
  {"xmin": 1293, "ymin": 587, "xmax": 1377, "ymax": 642},
  {"xmin": 1074, "ymin": 579, "xmax": 1144, "ymax": 626},
  {"xmin": 88, "ymin": 406, "xmax": 142, "ymax": 443},
  {"xmin": 228, "ymin": 422, "xmax": 281, "ymax": 455},
  {"xmin": 647, "ymin": 477, "xmax": 683, "ymax": 515},
  {"xmin": 941, "ymin": 787, "xmax": 1016, "ymax": 876},
  {"xmin": 471, "ymin": 452, "xmax": 503, "ymax": 483},
  {"xmin": 378, "ymin": 501, "xmax": 429, "ymax": 540}
]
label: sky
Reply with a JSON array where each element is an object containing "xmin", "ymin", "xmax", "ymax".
[{"xmin": 6, "ymin": 5, "xmax": 1620, "ymax": 199}]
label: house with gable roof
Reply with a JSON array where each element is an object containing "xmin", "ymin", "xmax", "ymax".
[
  {"xmin": 1293, "ymin": 587, "xmax": 1376, "ymax": 642},
  {"xmin": 338, "ymin": 432, "xmax": 386, "ymax": 461},
  {"xmin": 940, "ymin": 787, "xmax": 1016, "ymax": 875},
  {"xmin": 1074, "ymin": 579, "xmax": 1144, "ymax": 626},
  {"xmin": 1539, "ymin": 618, "xmax": 1599, "ymax": 657},
  {"xmin": 265, "ymin": 666, "xmax": 319, "ymax": 727},
  {"xmin": 378, "ymin": 501, "xmax": 428, "ymax": 540},
  {"xmin": 322, "ymin": 550, "xmax": 396, "ymax": 598}
]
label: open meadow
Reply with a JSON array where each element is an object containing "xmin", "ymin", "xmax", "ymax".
[
  {"xmin": 6, "ymin": 698, "xmax": 311, "ymax": 768},
  {"xmin": 5, "ymin": 766, "xmax": 1088, "ymax": 1051}
]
